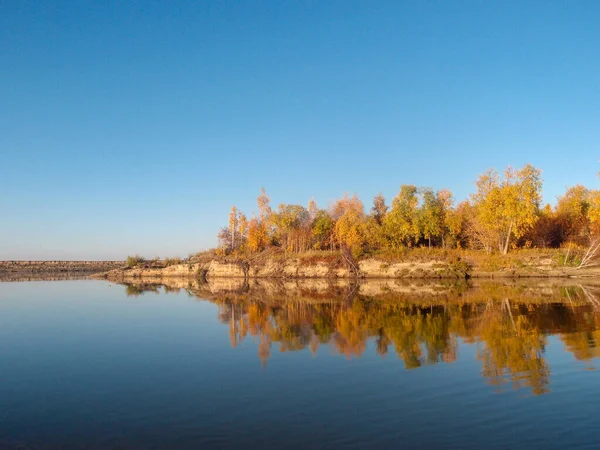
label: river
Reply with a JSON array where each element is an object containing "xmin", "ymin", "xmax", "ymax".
[{"xmin": 1, "ymin": 278, "xmax": 599, "ymax": 449}]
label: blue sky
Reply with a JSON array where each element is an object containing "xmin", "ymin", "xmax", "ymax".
[{"xmin": 1, "ymin": 1, "xmax": 599, "ymax": 260}]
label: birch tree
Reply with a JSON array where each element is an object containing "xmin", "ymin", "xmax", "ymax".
[
  {"xmin": 417, "ymin": 188, "xmax": 444, "ymax": 248},
  {"xmin": 472, "ymin": 164, "xmax": 542, "ymax": 254},
  {"xmin": 330, "ymin": 194, "xmax": 366, "ymax": 256},
  {"xmin": 384, "ymin": 185, "xmax": 420, "ymax": 248},
  {"xmin": 229, "ymin": 206, "xmax": 239, "ymax": 251}
]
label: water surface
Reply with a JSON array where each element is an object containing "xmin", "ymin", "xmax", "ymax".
[{"xmin": 1, "ymin": 278, "xmax": 600, "ymax": 449}]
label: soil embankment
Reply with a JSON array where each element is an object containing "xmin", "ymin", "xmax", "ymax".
[{"xmin": 93, "ymin": 250, "xmax": 599, "ymax": 281}]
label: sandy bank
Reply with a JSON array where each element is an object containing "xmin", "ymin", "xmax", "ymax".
[{"xmin": 93, "ymin": 253, "xmax": 600, "ymax": 281}]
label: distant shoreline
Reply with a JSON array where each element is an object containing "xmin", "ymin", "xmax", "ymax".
[{"xmin": 0, "ymin": 260, "xmax": 124, "ymax": 275}]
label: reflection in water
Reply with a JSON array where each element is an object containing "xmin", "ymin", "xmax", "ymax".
[
  {"xmin": 122, "ymin": 279, "xmax": 600, "ymax": 396},
  {"xmin": 0, "ymin": 273, "xmax": 93, "ymax": 282}
]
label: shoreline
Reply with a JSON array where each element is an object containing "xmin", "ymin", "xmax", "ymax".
[
  {"xmin": 92, "ymin": 251, "xmax": 600, "ymax": 281},
  {"xmin": 0, "ymin": 260, "xmax": 124, "ymax": 275}
]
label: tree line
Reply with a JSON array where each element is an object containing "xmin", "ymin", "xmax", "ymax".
[{"xmin": 218, "ymin": 164, "xmax": 600, "ymax": 257}]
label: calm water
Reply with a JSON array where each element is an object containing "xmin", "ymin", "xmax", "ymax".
[{"xmin": 1, "ymin": 278, "xmax": 600, "ymax": 449}]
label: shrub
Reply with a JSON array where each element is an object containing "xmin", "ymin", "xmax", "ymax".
[
  {"xmin": 126, "ymin": 255, "xmax": 146, "ymax": 268},
  {"xmin": 446, "ymin": 256, "xmax": 472, "ymax": 278},
  {"xmin": 164, "ymin": 257, "xmax": 182, "ymax": 267}
]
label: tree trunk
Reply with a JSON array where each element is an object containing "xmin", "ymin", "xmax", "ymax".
[{"xmin": 502, "ymin": 221, "xmax": 514, "ymax": 255}]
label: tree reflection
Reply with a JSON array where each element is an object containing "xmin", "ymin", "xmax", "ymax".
[
  {"xmin": 122, "ymin": 280, "xmax": 600, "ymax": 395},
  {"xmin": 476, "ymin": 300, "xmax": 549, "ymax": 395},
  {"xmin": 560, "ymin": 285, "xmax": 600, "ymax": 365}
]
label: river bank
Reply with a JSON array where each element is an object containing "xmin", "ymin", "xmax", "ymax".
[{"xmin": 93, "ymin": 249, "xmax": 600, "ymax": 281}]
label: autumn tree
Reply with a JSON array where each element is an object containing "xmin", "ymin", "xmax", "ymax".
[
  {"xmin": 587, "ymin": 190, "xmax": 600, "ymax": 236},
  {"xmin": 272, "ymin": 204, "xmax": 311, "ymax": 253},
  {"xmin": 330, "ymin": 194, "xmax": 366, "ymax": 256},
  {"xmin": 445, "ymin": 201, "xmax": 471, "ymax": 249},
  {"xmin": 526, "ymin": 203, "xmax": 561, "ymax": 248},
  {"xmin": 471, "ymin": 164, "xmax": 542, "ymax": 254},
  {"xmin": 362, "ymin": 216, "xmax": 387, "ymax": 253},
  {"xmin": 218, "ymin": 207, "xmax": 245, "ymax": 254},
  {"xmin": 371, "ymin": 193, "xmax": 388, "ymax": 225},
  {"xmin": 243, "ymin": 188, "xmax": 274, "ymax": 254},
  {"xmin": 417, "ymin": 188, "xmax": 444, "ymax": 248},
  {"xmin": 359, "ymin": 193, "xmax": 388, "ymax": 252},
  {"xmin": 247, "ymin": 217, "xmax": 269, "ymax": 253},
  {"xmin": 238, "ymin": 213, "xmax": 248, "ymax": 252},
  {"xmin": 311, "ymin": 210, "xmax": 334, "ymax": 250},
  {"xmin": 229, "ymin": 206, "xmax": 239, "ymax": 251},
  {"xmin": 436, "ymin": 189, "xmax": 454, "ymax": 247},
  {"xmin": 308, "ymin": 198, "xmax": 319, "ymax": 220},
  {"xmin": 384, "ymin": 185, "xmax": 420, "ymax": 248},
  {"xmin": 555, "ymin": 185, "xmax": 591, "ymax": 245},
  {"xmin": 217, "ymin": 227, "xmax": 233, "ymax": 254},
  {"xmin": 257, "ymin": 187, "xmax": 272, "ymax": 223}
]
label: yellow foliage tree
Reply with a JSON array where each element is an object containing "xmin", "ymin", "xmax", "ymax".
[
  {"xmin": 588, "ymin": 190, "xmax": 600, "ymax": 235},
  {"xmin": 383, "ymin": 185, "xmax": 420, "ymax": 248},
  {"xmin": 472, "ymin": 164, "xmax": 542, "ymax": 254},
  {"xmin": 238, "ymin": 213, "xmax": 248, "ymax": 252},
  {"xmin": 228, "ymin": 206, "xmax": 239, "ymax": 251},
  {"xmin": 445, "ymin": 200, "xmax": 472, "ymax": 249},
  {"xmin": 257, "ymin": 188, "xmax": 272, "ymax": 223},
  {"xmin": 331, "ymin": 194, "xmax": 365, "ymax": 256},
  {"xmin": 556, "ymin": 185, "xmax": 590, "ymax": 244},
  {"xmin": 247, "ymin": 217, "xmax": 269, "ymax": 253}
]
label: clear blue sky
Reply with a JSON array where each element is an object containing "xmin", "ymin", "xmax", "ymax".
[{"xmin": 1, "ymin": 1, "xmax": 599, "ymax": 260}]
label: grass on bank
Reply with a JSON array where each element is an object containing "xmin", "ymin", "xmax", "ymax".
[
  {"xmin": 125, "ymin": 255, "xmax": 182, "ymax": 269},
  {"xmin": 127, "ymin": 244, "xmax": 593, "ymax": 273}
]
